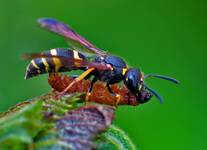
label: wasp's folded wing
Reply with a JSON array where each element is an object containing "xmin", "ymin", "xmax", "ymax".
[
  {"xmin": 38, "ymin": 18, "xmax": 107, "ymax": 56},
  {"xmin": 23, "ymin": 53, "xmax": 110, "ymax": 71}
]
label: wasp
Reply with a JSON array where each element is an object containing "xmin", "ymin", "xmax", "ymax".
[{"xmin": 24, "ymin": 18, "xmax": 179, "ymax": 105}]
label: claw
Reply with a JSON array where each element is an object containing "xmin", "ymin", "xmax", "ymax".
[
  {"xmin": 85, "ymin": 92, "xmax": 91, "ymax": 102},
  {"xmin": 115, "ymin": 94, "xmax": 121, "ymax": 106}
]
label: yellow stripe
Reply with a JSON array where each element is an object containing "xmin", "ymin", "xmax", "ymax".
[
  {"xmin": 50, "ymin": 48, "xmax": 62, "ymax": 72},
  {"xmin": 73, "ymin": 50, "xmax": 82, "ymax": 60},
  {"xmin": 41, "ymin": 58, "xmax": 49, "ymax": 72},
  {"xmin": 73, "ymin": 50, "xmax": 83, "ymax": 67},
  {"xmin": 122, "ymin": 68, "xmax": 128, "ymax": 75},
  {"xmin": 53, "ymin": 58, "xmax": 62, "ymax": 72},
  {"xmin": 31, "ymin": 60, "xmax": 40, "ymax": 69},
  {"xmin": 50, "ymin": 49, "xmax": 62, "ymax": 72},
  {"xmin": 50, "ymin": 49, "xmax": 57, "ymax": 55}
]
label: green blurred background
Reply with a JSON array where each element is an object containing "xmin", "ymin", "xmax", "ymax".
[{"xmin": 0, "ymin": 0, "xmax": 206, "ymax": 149}]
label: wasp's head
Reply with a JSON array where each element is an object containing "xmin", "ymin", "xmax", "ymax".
[
  {"xmin": 124, "ymin": 68, "xmax": 179, "ymax": 104},
  {"xmin": 124, "ymin": 68, "xmax": 150, "ymax": 103},
  {"xmin": 124, "ymin": 68, "xmax": 143, "ymax": 93}
]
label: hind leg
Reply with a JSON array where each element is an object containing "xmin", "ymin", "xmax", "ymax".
[{"xmin": 56, "ymin": 68, "xmax": 95, "ymax": 98}]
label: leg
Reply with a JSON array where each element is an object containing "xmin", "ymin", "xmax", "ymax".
[
  {"xmin": 107, "ymin": 83, "xmax": 121, "ymax": 106},
  {"xmin": 85, "ymin": 77, "xmax": 98, "ymax": 102},
  {"xmin": 57, "ymin": 68, "xmax": 95, "ymax": 97}
]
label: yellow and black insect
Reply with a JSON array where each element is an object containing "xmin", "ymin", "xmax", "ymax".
[
  {"xmin": 24, "ymin": 18, "xmax": 179, "ymax": 104},
  {"xmin": 25, "ymin": 48, "xmax": 87, "ymax": 79}
]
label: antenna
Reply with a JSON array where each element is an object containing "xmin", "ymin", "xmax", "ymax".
[
  {"xmin": 144, "ymin": 83, "xmax": 164, "ymax": 104},
  {"xmin": 143, "ymin": 74, "xmax": 179, "ymax": 103},
  {"xmin": 144, "ymin": 74, "xmax": 180, "ymax": 84}
]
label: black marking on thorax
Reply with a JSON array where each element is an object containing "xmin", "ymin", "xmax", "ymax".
[{"xmin": 93, "ymin": 55, "xmax": 127, "ymax": 84}]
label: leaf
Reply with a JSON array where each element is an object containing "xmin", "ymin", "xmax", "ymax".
[
  {"xmin": 0, "ymin": 101, "xmax": 45, "ymax": 149},
  {"xmin": 0, "ymin": 93, "xmax": 137, "ymax": 150},
  {"xmin": 96, "ymin": 125, "xmax": 137, "ymax": 150},
  {"xmin": 35, "ymin": 104, "xmax": 115, "ymax": 150}
]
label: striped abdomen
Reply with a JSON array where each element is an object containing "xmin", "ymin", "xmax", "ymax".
[{"xmin": 25, "ymin": 48, "xmax": 87, "ymax": 79}]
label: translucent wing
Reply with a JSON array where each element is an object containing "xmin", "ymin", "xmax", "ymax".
[
  {"xmin": 38, "ymin": 18, "xmax": 107, "ymax": 56},
  {"xmin": 23, "ymin": 53, "xmax": 111, "ymax": 71}
]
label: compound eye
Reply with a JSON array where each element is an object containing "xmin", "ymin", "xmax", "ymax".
[
  {"xmin": 124, "ymin": 68, "xmax": 141, "ymax": 93},
  {"xmin": 128, "ymin": 74, "xmax": 138, "ymax": 89}
]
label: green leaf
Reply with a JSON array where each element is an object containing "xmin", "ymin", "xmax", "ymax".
[
  {"xmin": 0, "ymin": 93, "xmax": 137, "ymax": 150},
  {"xmin": 96, "ymin": 125, "xmax": 137, "ymax": 150},
  {"xmin": 0, "ymin": 101, "xmax": 45, "ymax": 149}
]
